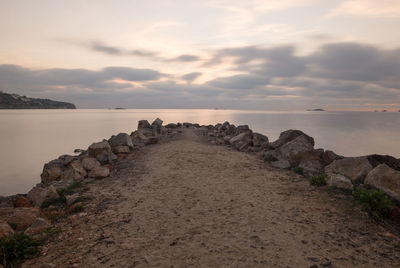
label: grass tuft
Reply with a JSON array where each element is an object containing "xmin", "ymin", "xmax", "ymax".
[
  {"xmin": 353, "ymin": 187, "xmax": 394, "ymax": 215},
  {"xmin": 308, "ymin": 174, "xmax": 327, "ymax": 186},
  {"xmin": 0, "ymin": 233, "xmax": 40, "ymax": 267}
]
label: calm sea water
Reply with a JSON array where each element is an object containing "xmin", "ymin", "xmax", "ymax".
[{"xmin": 0, "ymin": 109, "xmax": 399, "ymax": 196}]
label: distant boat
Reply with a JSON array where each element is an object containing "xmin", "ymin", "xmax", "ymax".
[
  {"xmin": 114, "ymin": 108, "xmax": 126, "ymax": 110},
  {"xmin": 306, "ymin": 108, "xmax": 325, "ymax": 111},
  {"xmin": 382, "ymin": 110, "xmax": 387, "ymax": 112}
]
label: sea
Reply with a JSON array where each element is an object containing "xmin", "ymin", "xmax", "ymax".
[{"xmin": 0, "ymin": 109, "xmax": 399, "ymax": 196}]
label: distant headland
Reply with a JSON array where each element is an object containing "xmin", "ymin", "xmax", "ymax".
[{"xmin": 0, "ymin": 91, "xmax": 76, "ymax": 109}]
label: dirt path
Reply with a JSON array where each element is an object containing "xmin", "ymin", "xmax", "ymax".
[{"xmin": 24, "ymin": 130, "xmax": 400, "ymax": 267}]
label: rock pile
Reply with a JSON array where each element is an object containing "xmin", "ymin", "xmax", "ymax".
[
  {"xmin": 0, "ymin": 117, "xmax": 181, "ymax": 238},
  {"xmin": 201, "ymin": 121, "xmax": 400, "ymax": 201}
]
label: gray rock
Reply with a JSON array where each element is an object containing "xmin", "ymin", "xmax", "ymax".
[
  {"xmin": 253, "ymin": 132, "xmax": 269, "ymax": 148},
  {"xmin": 24, "ymin": 217, "xmax": 51, "ymax": 235},
  {"xmin": 82, "ymin": 157, "xmax": 100, "ymax": 171},
  {"xmin": 165, "ymin": 123, "xmax": 177, "ymax": 128},
  {"xmin": 152, "ymin": 118, "xmax": 163, "ymax": 127},
  {"xmin": 322, "ymin": 150, "xmax": 343, "ymax": 166},
  {"xmin": 138, "ymin": 120, "xmax": 151, "ymax": 129},
  {"xmin": 113, "ymin": 146, "xmax": 130, "ymax": 154},
  {"xmin": 225, "ymin": 125, "xmax": 237, "ymax": 136},
  {"xmin": 88, "ymin": 141, "xmax": 114, "ymax": 165},
  {"xmin": 27, "ymin": 185, "xmax": 59, "ymax": 207},
  {"xmin": 40, "ymin": 159, "xmax": 65, "ymax": 184},
  {"xmin": 279, "ymin": 135, "xmax": 315, "ymax": 159},
  {"xmin": 366, "ymin": 154, "xmax": 400, "ymax": 172},
  {"xmin": 229, "ymin": 132, "xmax": 253, "ymax": 146},
  {"xmin": 66, "ymin": 193, "xmax": 81, "ymax": 206},
  {"xmin": 365, "ymin": 164, "xmax": 400, "ymax": 202},
  {"xmin": 298, "ymin": 156, "xmax": 324, "ymax": 176},
  {"xmin": 326, "ymin": 173, "xmax": 354, "ymax": 190},
  {"xmin": 88, "ymin": 166, "xmax": 110, "ymax": 179},
  {"xmin": 49, "ymin": 179, "xmax": 74, "ymax": 192},
  {"xmin": 108, "ymin": 133, "xmax": 133, "ymax": 149},
  {"xmin": 137, "ymin": 128, "xmax": 155, "ymax": 137},
  {"xmin": 270, "ymin": 129, "xmax": 315, "ymax": 148},
  {"xmin": 325, "ymin": 156, "xmax": 373, "ymax": 183},
  {"xmin": 263, "ymin": 150, "xmax": 280, "ymax": 162},
  {"xmin": 236, "ymin": 125, "xmax": 250, "ymax": 134}
]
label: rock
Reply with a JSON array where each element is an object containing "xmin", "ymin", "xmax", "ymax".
[
  {"xmin": 322, "ymin": 150, "xmax": 343, "ymax": 165},
  {"xmin": 108, "ymin": 133, "xmax": 134, "ymax": 149},
  {"xmin": 236, "ymin": 125, "xmax": 250, "ymax": 134},
  {"xmin": 165, "ymin": 123, "xmax": 177, "ymax": 128},
  {"xmin": 271, "ymin": 159, "xmax": 291, "ymax": 169},
  {"xmin": 66, "ymin": 193, "xmax": 80, "ymax": 206},
  {"xmin": 40, "ymin": 159, "xmax": 65, "ymax": 184},
  {"xmin": 229, "ymin": 132, "xmax": 253, "ymax": 146},
  {"xmin": 365, "ymin": 164, "xmax": 400, "ymax": 202},
  {"xmin": 74, "ymin": 148, "xmax": 84, "ymax": 154},
  {"xmin": 81, "ymin": 157, "xmax": 100, "ymax": 171},
  {"xmin": 144, "ymin": 137, "xmax": 159, "ymax": 145},
  {"xmin": 225, "ymin": 125, "xmax": 237, "ymax": 136},
  {"xmin": 263, "ymin": 150, "xmax": 280, "ymax": 162},
  {"xmin": 12, "ymin": 195, "xmax": 32, "ymax": 208},
  {"xmin": 326, "ymin": 173, "xmax": 354, "ymax": 190},
  {"xmin": 297, "ymin": 154, "xmax": 324, "ymax": 176},
  {"xmin": 113, "ymin": 145, "xmax": 130, "ymax": 154},
  {"xmin": 252, "ymin": 132, "xmax": 269, "ymax": 148},
  {"xmin": 131, "ymin": 130, "xmax": 148, "ymax": 142},
  {"xmin": 0, "ymin": 207, "xmax": 41, "ymax": 231},
  {"xmin": 88, "ymin": 141, "xmax": 114, "ymax": 165},
  {"xmin": 69, "ymin": 160, "xmax": 87, "ymax": 180},
  {"xmin": 183, "ymin": 122, "xmax": 193, "ymax": 128},
  {"xmin": 24, "ymin": 217, "xmax": 51, "ymax": 235},
  {"xmin": 325, "ymin": 157, "xmax": 373, "ymax": 183},
  {"xmin": 137, "ymin": 128, "xmax": 155, "ymax": 137},
  {"xmin": 138, "ymin": 120, "xmax": 151, "ymax": 129},
  {"xmin": 279, "ymin": 135, "xmax": 315, "ymax": 159},
  {"xmin": 270, "ymin": 129, "xmax": 315, "ymax": 149},
  {"xmin": 58, "ymin": 154, "xmax": 78, "ymax": 166},
  {"xmin": 27, "ymin": 185, "xmax": 59, "ymax": 208},
  {"xmin": 152, "ymin": 118, "xmax": 163, "ymax": 127},
  {"xmin": 0, "ymin": 220, "xmax": 14, "ymax": 238},
  {"xmin": 0, "ymin": 196, "xmax": 13, "ymax": 208},
  {"xmin": 367, "ymin": 154, "xmax": 400, "ymax": 172},
  {"xmin": 215, "ymin": 138, "xmax": 225, "ymax": 145},
  {"xmin": 88, "ymin": 166, "xmax": 110, "ymax": 179}
]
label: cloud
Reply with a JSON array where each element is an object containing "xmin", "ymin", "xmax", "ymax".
[
  {"xmin": 181, "ymin": 72, "xmax": 202, "ymax": 83},
  {"xmin": 1, "ymin": 41, "xmax": 400, "ymax": 110},
  {"xmin": 329, "ymin": 0, "xmax": 400, "ymax": 18}
]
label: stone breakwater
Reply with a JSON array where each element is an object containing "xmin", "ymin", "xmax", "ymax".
[{"xmin": 1, "ymin": 118, "xmax": 400, "ymax": 239}]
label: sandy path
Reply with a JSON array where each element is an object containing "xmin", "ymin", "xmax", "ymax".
[{"xmin": 24, "ymin": 129, "xmax": 400, "ymax": 267}]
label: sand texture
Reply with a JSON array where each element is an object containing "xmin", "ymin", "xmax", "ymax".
[{"xmin": 23, "ymin": 129, "xmax": 400, "ymax": 267}]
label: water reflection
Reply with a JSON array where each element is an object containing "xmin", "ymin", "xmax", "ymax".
[{"xmin": 0, "ymin": 109, "xmax": 399, "ymax": 195}]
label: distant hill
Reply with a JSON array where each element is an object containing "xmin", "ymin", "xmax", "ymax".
[{"xmin": 0, "ymin": 91, "xmax": 76, "ymax": 109}]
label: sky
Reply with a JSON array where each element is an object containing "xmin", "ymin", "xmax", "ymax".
[{"xmin": 0, "ymin": 0, "xmax": 400, "ymax": 110}]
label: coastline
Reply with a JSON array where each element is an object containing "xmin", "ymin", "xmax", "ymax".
[{"xmin": 1, "ymin": 119, "xmax": 400, "ymax": 266}]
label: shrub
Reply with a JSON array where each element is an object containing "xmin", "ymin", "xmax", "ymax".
[
  {"xmin": 72, "ymin": 195, "xmax": 88, "ymax": 205},
  {"xmin": 57, "ymin": 181, "xmax": 84, "ymax": 196},
  {"xmin": 41, "ymin": 195, "xmax": 66, "ymax": 209},
  {"xmin": 293, "ymin": 166, "xmax": 304, "ymax": 175},
  {"xmin": 308, "ymin": 174, "xmax": 327, "ymax": 186},
  {"xmin": 0, "ymin": 233, "xmax": 40, "ymax": 267},
  {"xmin": 353, "ymin": 187, "xmax": 394, "ymax": 215},
  {"xmin": 72, "ymin": 205, "xmax": 84, "ymax": 213}
]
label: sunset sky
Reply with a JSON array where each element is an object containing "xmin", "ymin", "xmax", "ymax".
[{"xmin": 1, "ymin": 0, "xmax": 400, "ymax": 110}]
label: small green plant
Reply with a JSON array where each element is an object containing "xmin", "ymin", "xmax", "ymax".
[
  {"xmin": 293, "ymin": 166, "xmax": 304, "ymax": 175},
  {"xmin": 308, "ymin": 174, "xmax": 327, "ymax": 186},
  {"xmin": 353, "ymin": 187, "xmax": 394, "ymax": 215},
  {"xmin": 0, "ymin": 233, "xmax": 40, "ymax": 267},
  {"xmin": 41, "ymin": 195, "xmax": 66, "ymax": 209},
  {"xmin": 72, "ymin": 195, "xmax": 88, "ymax": 205},
  {"xmin": 72, "ymin": 204, "xmax": 84, "ymax": 213}
]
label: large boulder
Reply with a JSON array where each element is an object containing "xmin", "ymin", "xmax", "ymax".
[
  {"xmin": 322, "ymin": 150, "xmax": 343, "ymax": 166},
  {"xmin": 367, "ymin": 154, "xmax": 400, "ymax": 172},
  {"xmin": 81, "ymin": 157, "xmax": 101, "ymax": 171},
  {"xmin": 270, "ymin": 129, "xmax": 315, "ymax": 149},
  {"xmin": 138, "ymin": 120, "xmax": 151, "ymax": 130},
  {"xmin": 88, "ymin": 166, "xmax": 110, "ymax": 179},
  {"xmin": 144, "ymin": 137, "xmax": 159, "ymax": 145},
  {"xmin": 88, "ymin": 141, "xmax": 115, "ymax": 165},
  {"xmin": 326, "ymin": 173, "xmax": 354, "ymax": 190},
  {"xmin": 229, "ymin": 132, "xmax": 253, "ymax": 151},
  {"xmin": 24, "ymin": 217, "xmax": 51, "ymax": 235},
  {"xmin": 113, "ymin": 146, "xmax": 130, "ymax": 154},
  {"xmin": 0, "ymin": 207, "xmax": 41, "ymax": 231},
  {"xmin": 152, "ymin": 118, "xmax": 163, "ymax": 127},
  {"xmin": 325, "ymin": 156, "xmax": 373, "ymax": 183},
  {"xmin": 271, "ymin": 159, "xmax": 291, "ymax": 169},
  {"xmin": 27, "ymin": 185, "xmax": 59, "ymax": 208},
  {"xmin": 252, "ymin": 132, "xmax": 269, "ymax": 148},
  {"xmin": 0, "ymin": 220, "xmax": 14, "ymax": 238},
  {"xmin": 278, "ymin": 135, "xmax": 315, "ymax": 159},
  {"xmin": 263, "ymin": 149, "xmax": 280, "ymax": 162},
  {"xmin": 108, "ymin": 133, "xmax": 133, "ymax": 149},
  {"xmin": 59, "ymin": 160, "xmax": 87, "ymax": 182},
  {"xmin": 236, "ymin": 125, "xmax": 250, "ymax": 134},
  {"xmin": 295, "ymin": 152, "xmax": 324, "ymax": 176},
  {"xmin": 131, "ymin": 130, "xmax": 148, "ymax": 142},
  {"xmin": 12, "ymin": 196, "xmax": 32, "ymax": 208},
  {"xmin": 365, "ymin": 164, "xmax": 400, "ymax": 202},
  {"xmin": 40, "ymin": 158, "xmax": 65, "ymax": 184},
  {"xmin": 0, "ymin": 196, "xmax": 13, "ymax": 208}
]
